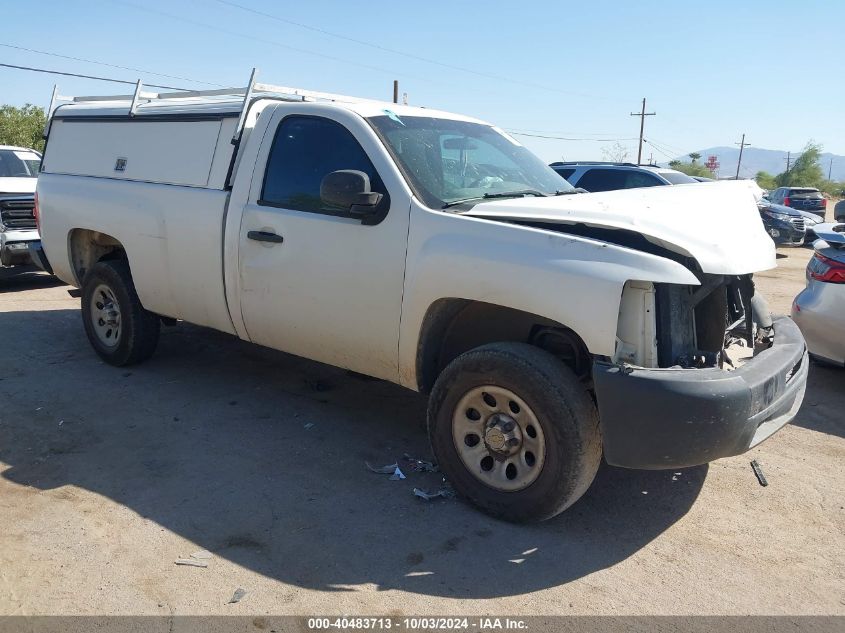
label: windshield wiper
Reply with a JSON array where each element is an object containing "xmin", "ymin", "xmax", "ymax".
[
  {"xmin": 482, "ymin": 189, "xmax": 549, "ymax": 199},
  {"xmin": 442, "ymin": 189, "xmax": 554, "ymax": 209}
]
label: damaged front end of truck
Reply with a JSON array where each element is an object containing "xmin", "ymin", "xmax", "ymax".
[{"xmin": 464, "ymin": 182, "xmax": 809, "ymax": 469}]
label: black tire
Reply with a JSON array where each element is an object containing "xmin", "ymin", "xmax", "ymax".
[
  {"xmin": 428, "ymin": 342, "xmax": 601, "ymax": 522},
  {"xmin": 81, "ymin": 259, "xmax": 160, "ymax": 366}
]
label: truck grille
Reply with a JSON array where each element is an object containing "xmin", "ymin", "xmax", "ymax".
[
  {"xmin": 791, "ymin": 218, "xmax": 805, "ymax": 231},
  {"xmin": 0, "ymin": 198, "xmax": 37, "ymax": 230}
]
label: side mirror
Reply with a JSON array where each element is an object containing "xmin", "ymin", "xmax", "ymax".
[{"xmin": 320, "ymin": 170, "xmax": 384, "ymax": 222}]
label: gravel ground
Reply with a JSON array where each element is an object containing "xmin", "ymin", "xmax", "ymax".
[{"xmin": 0, "ymin": 243, "xmax": 843, "ymax": 618}]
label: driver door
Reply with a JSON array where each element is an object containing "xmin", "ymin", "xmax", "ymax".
[{"xmin": 236, "ymin": 108, "xmax": 411, "ymax": 381}]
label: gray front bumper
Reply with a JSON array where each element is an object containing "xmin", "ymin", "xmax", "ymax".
[{"xmin": 593, "ymin": 316, "xmax": 808, "ymax": 470}]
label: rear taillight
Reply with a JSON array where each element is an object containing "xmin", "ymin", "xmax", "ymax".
[
  {"xmin": 33, "ymin": 191, "xmax": 40, "ymax": 232},
  {"xmin": 784, "ymin": 196, "xmax": 791, "ymax": 206},
  {"xmin": 822, "ymin": 199, "xmax": 827, "ymax": 208},
  {"xmin": 809, "ymin": 252, "xmax": 845, "ymax": 283}
]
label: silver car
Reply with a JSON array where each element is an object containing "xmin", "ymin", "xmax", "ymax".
[{"xmin": 792, "ymin": 223, "xmax": 845, "ymax": 366}]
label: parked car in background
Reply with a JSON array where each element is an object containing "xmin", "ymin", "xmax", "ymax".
[
  {"xmin": 769, "ymin": 187, "xmax": 826, "ymax": 218},
  {"xmin": 549, "ymin": 162, "xmax": 698, "ymax": 191},
  {"xmin": 758, "ymin": 199, "xmax": 806, "ymax": 246},
  {"xmin": 0, "ymin": 145, "xmax": 42, "ymax": 268},
  {"xmin": 792, "ymin": 223, "xmax": 845, "ymax": 367},
  {"xmin": 834, "ymin": 199, "xmax": 845, "ymax": 223},
  {"xmin": 795, "ymin": 208, "xmax": 823, "ymax": 243}
]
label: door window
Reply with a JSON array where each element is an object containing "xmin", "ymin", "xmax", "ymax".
[
  {"xmin": 260, "ymin": 116, "xmax": 387, "ymax": 216},
  {"xmin": 575, "ymin": 169, "xmax": 628, "ymax": 192},
  {"xmin": 552, "ymin": 167, "xmax": 576, "ymax": 181}
]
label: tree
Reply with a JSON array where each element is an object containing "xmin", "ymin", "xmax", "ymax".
[
  {"xmin": 601, "ymin": 141, "xmax": 629, "ymax": 163},
  {"xmin": 776, "ymin": 143, "xmax": 825, "ymax": 188},
  {"xmin": 668, "ymin": 158, "xmax": 713, "ymax": 179},
  {"xmin": 688, "ymin": 152, "xmax": 701, "ymax": 163},
  {"xmin": 755, "ymin": 171, "xmax": 778, "ymax": 190},
  {"xmin": 0, "ymin": 104, "xmax": 46, "ymax": 152}
]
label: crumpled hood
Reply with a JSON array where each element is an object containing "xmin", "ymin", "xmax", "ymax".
[
  {"xmin": 462, "ymin": 181, "xmax": 776, "ymax": 275},
  {"xmin": 0, "ymin": 177, "xmax": 37, "ymax": 194}
]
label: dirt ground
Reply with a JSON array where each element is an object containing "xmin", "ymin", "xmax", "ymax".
[{"xmin": 0, "ymin": 242, "xmax": 843, "ymax": 617}]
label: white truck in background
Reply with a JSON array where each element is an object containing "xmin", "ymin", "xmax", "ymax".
[
  {"xmin": 34, "ymin": 76, "xmax": 808, "ymax": 521},
  {"xmin": 0, "ymin": 146, "xmax": 41, "ymax": 268}
]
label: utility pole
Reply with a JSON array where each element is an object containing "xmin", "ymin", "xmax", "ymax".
[
  {"xmin": 829, "ymin": 157, "xmax": 833, "ymax": 180},
  {"xmin": 784, "ymin": 151, "xmax": 792, "ymax": 172},
  {"xmin": 630, "ymin": 98, "xmax": 656, "ymax": 165},
  {"xmin": 393, "ymin": 80, "xmax": 399, "ymax": 104},
  {"xmin": 735, "ymin": 133, "xmax": 750, "ymax": 179}
]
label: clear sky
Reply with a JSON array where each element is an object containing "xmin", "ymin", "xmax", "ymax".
[{"xmin": 2, "ymin": 0, "xmax": 843, "ymax": 162}]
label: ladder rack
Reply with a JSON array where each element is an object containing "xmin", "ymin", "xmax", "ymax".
[{"xmin": 45, "ymin": 67, "xmax": 399, "ymax": 143}]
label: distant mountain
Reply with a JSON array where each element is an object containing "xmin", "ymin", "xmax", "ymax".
[{"xmin": 675, "ymin": 147, "xmax": 845, "ymax": 181}]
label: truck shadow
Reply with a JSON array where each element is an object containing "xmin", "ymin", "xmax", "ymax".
[
  {"xmin": 0, "ymin": 309, "xmax": 711, "ymax": 598},
  {"xmin": 0, "ymin": 267, "xmax": 65, "ymax": 293}
]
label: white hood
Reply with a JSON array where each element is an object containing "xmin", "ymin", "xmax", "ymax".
[
  {"xmin": 463, "ymin": 181, "xmax": 775, "ymax": 275},
  {"xmin": 0, "ymin": 177, "xmax": 38, "ymax": 194}
]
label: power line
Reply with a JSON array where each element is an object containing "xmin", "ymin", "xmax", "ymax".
[
  {"xmin": 509, "ymin": 131, "xmax": 638, "ymax": 142},
  {"xmin": 642, "ymin": 139, "xmax": 675, "ymax": 161},
  {"xmin": 113, "ymin": 0, "xmax": 451, "ymax": 87},
  {"xmin": 209, "ymin": 0, "xmax": 627, "ymax": 101},
  {"xmin": 506, "ymin": 127, "xmax": 634, "ymax": 137},
  {"xmin": 0, "ymin": 42, "xmax": 223, "ymax": 87},
  {"xmin": 0, "ymin": 62, "xmax": 187, "ymax": 91},
  {"xmin": 643, "ymin": 137, "xmax": 682, "ymax": 159}
]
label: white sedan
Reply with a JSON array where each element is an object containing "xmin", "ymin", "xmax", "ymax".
[{"xmin": 792, "ymin": 223, "xmax": 845, "ymax": 366}]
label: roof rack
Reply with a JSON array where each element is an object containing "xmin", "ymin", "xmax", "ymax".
[
  {"xmin": 45, "ymin": 67, "xmax": 396, "ymax": 144},
  {"xmin": 550, "ymin": 161, "xmax": 645, "ymax": 167}
]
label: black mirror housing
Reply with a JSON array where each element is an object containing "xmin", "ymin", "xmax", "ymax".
[
  {"xmin": 321, "ymin": 170, "xmax": 372, "ymax": 208},
  {"xmin": 320, "ymin": 170, "xmax": 385, "ymax": 224}
]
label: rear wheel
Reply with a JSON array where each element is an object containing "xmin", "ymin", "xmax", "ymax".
[
  {"xmin": 81, "ymin": 260, "xmax": 160, "ymax": 366},
  {"xmin": 427, "ymin": 342, "xmax": 601, "ymax": 522}
]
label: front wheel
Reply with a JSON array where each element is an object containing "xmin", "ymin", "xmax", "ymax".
[
  {"xmin": 427, "ymin": 342, "xmax": 601, "ymax": 522},
  {"xmin": 81, "ymin": 259, "xmax": 160, "ymax": 366}
]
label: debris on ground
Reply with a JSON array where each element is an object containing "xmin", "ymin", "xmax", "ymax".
[
  {"xmin": 303, "ymin": 422, "xmax": 314, "ymax": 430},
  {"xmin": 228, "ymin": 588, "xmax": 247, "ymax": 604},
  {"xmin": 413, "ymin": 484, "xmax": 456, "ymax": 501},
  {"xmin": 190, "ymin": 550, "xmax": 213, "ymax": 560},
  {"xmin": 751, "ymin": 459, "xmax": 769, "ymax": 487},
  {"xmin": 389, "ymin": 466, "xmax": 406, "ymax": 481},
  {"xmin": 402, "ymin": 453, "xmax": 439, "ymax": 473},
  {"xmin": 365, "ymin": 461, "xmax": 399, "ymax": 474},
  {"xmin": 174, "ymin": 558, "xmax": 208, "ymax": 568}
]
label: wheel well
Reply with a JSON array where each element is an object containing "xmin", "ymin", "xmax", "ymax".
[
  {"xmin": 416, "ymin": 299, "xmax": 591, "ymax": 393},
  {"xmin": 68, "ymin": 229, "xmax": 127, "ymax": 285}
]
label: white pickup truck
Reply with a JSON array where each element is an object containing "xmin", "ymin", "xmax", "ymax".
[
  {"xmin": 35, "ymin": 78, "xmax": 808, "ymax": 521},
  {"xmin": 0, "ymin": 145, "xmax": 42, "ymax": 268}
]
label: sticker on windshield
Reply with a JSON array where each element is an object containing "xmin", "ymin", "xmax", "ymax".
[
  {"xmin": 382, "ymin": 109, "xmax": 405, "ymax": 126},
  {"xmin": 492, "ymin": 126, "xmax": 522, "ymax": 146},
  {"xmin": 13, "ymin": 151, "xmax": 40, "ymax": 161}
]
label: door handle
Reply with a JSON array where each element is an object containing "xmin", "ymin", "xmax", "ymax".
[{"xmin": 247, "ymin": 230, "xmax": 284, "ymax": 244}]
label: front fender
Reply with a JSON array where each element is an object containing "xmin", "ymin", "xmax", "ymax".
[{"xmin": 398, "ymin": 205, "xmax": 699, "ymax": 389}]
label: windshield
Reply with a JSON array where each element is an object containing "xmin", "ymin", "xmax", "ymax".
[
  {"xmin": 659, "ymin": 171, "xmax": 697, "ymax": 185},
  {"xmin": 368, "ymin": 115, "xmax": 573, "ymax": 208},
  {"xmin": 0, "ymin": 149, "xmax": 41, "ymax": 178}
]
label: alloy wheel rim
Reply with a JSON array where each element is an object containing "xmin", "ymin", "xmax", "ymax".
[{"xmin": 451, "ymin": 385, "xmax": 546, "ymax": 491}]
